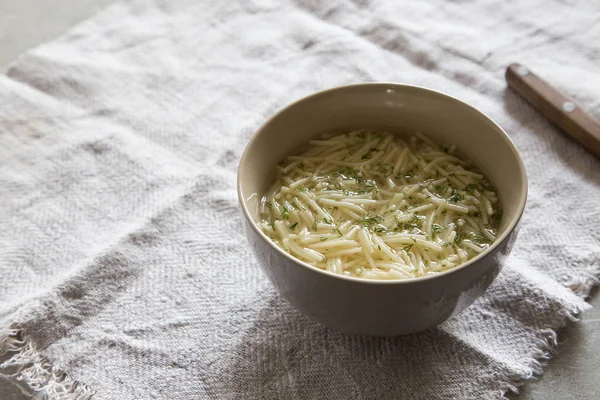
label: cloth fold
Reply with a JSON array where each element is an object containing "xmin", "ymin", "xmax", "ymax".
[{"xmin": 1, "ymin": 0, "xmax": 599, "ymax": 399}]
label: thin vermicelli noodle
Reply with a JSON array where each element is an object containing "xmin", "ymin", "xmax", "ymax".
[{"xmin": 259, "ymin": 129, "xmax": 502, "ymax": 280}]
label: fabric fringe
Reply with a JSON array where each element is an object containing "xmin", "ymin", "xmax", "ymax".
[
  {"xmin": 0, "ymin": 325, "xmax": 93, "ymax": 400},
  {"xmin": 564, "ymin": 255, "xmax": 600, "ymax": 298},
  {"xmin": 499, "ymin": 256, "xmax": 600, "ymax": 399}
]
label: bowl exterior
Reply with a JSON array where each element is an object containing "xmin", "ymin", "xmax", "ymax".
[
  {"xmin": 243, "ymin": 215, "xmax": 521, "ymax": 336},
  {"xmin": 238, "ymin": 83, "xmax": 527, "ymax": 336}
]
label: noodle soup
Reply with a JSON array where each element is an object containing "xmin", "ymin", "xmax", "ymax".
[{"xmin": 259, "ymin": 129, "xmax": 501, "ymax": 280}]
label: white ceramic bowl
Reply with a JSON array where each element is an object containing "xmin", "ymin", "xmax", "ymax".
[{"xmin": 238, "ymin": 83, "xmax": 527, "ymax": 336}]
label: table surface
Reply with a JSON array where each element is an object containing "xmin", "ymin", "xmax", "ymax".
[{"xmin": 0, "ymin": 1, "xmax": 598, "ymax": 399}]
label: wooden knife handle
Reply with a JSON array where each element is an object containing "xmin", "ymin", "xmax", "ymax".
[{"xmin": 505, "ymin": 63, "xmax": 600, "ymax": 157}]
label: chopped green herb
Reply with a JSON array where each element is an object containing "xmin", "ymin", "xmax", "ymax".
[
  {"xmin": 403, "ymin": 244, "xmax": 414, "ymax": 253},
  {"xmin": 289, "ymin": 222, "xmax": 298, "ymax": 230},
  {"xmin": 373, "ymin": 226, "xmax": 388, "ymax": 234},
  {"xmin": 356, "ymin": 185, "xmax": 376, "ymax": 195},
  {"xmin": 298, "ymin": 162, "xmax": 306, "ymax": 170},
  {"xmin": 469, "ymin": 231, "xmax": 490, "ymax": 245},
  {"xmin": 265, "ymin": 201, "xmax": 272, "ymax": 209},
  {"xmin": 448, "ymin": 191, "xmax": 463, "ymax": 203},
  {"xmin": 356, "ymin": 215, "xmax": 384, "ymax": 228},
  {"xmin": 431, "ymin": 223, "xmax": 443, "ymax": 239},
  {"xmin": 361, "ymin": 147, "xmax": 379, "ymax": 160},
  {"xmin": 464, "ymin": 183, "xmax": 478, "ymax": 194},
  {"xmin": 395, "ymin": 214, "xmax": 425, "ymax": 232},
  {"xmin": 281, "ymin": 207, "xmax": 289, "ymax": 220},
  {"xmin": 454, "ymin": 232, "xmax": 463, "ymax": 245},
  {"xmin": 312, "ymin": 219, "xmax": 318, "ymax": 231},
  {"xmin": 376, "ymin": 163, "xmax": 393, "ymax": 177},
  {"xmin": 333, "ymin": 227, "xmax": 342, "ymax": 236},
  {"xmin": 320, "ymin": 237, "xmax": 328, "ymax": 242}
]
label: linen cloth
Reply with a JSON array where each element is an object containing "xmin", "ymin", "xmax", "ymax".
[{"xmin": 1, "ymin": 0, "xmax": 599, "ymax": 399}]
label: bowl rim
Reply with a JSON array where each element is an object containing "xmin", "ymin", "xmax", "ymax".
[{"xmin": 237, "ymin": 82, "xmax": 528, "ymax": 285}]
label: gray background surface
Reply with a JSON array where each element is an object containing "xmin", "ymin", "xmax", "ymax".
[{"xmin": 0, "ymin": 1, "xmax": 597, "ymax": 399}]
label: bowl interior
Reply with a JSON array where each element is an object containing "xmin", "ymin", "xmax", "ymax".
[{"xmin": 238, "ymin": 84, "xmax": 527, "ymax": 268}]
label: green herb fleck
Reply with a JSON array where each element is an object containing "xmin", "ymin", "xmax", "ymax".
[
  {"xmin": 320, "ymin": 237, "xmax": 328, "ymax": 242},
  {"xmin": 464, "ymin": 183, "xmax": 478, "ymax": 194},
  {"xmin": 454, "ymin": 232, "xmax": 463, "ymax": 245},
  {"xmin": 373, "ymin": 226, "xmax": 388, "ymax": 234},
  {"xmin": 281, "ymin": 207, "xmax": 289, "ymax": 220},
  {"xmin": 289, "ymin": 222, "xmax": 298, "ymax": 230},
  {"xmin": 312, "ymin": 219, "xmax": 318, "ymax": 231},
  {"xmin": 431, "ymin": 223, "xmax": 443, "ymax": 239},
  {"xmin": 403, "ymin": 244, "xmax": 414, "ymax": 253},
  {"xmin": 376, "ymin": 163, "xmax": 393, "ymax": 177},
  {"xmin": 361, "ymin": 147, "xmax": 379, "ymax": 160},
  {"xmin": 448, "ymin": 190, "xmax": 463, "ymax": 203},
  {"xmin": 469, "ymin": 231, "xmax": 490, "ymax": 245},
  {"xmin": 357, "ymin": 215, "xmax": 384, "ymax": 229},
  {"xmin": 395, "ymin": 214, "xmax": 425, "ymax": 232}
]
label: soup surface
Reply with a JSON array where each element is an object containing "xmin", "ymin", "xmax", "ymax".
[{"xmin": 259, "ymin": 129, "xmax": 501, "ymax": 280}]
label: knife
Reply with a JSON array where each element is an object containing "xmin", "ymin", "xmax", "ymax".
[{"xmin": 505, "ymin": 63, "xmax": 600, "ymax": 157}]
